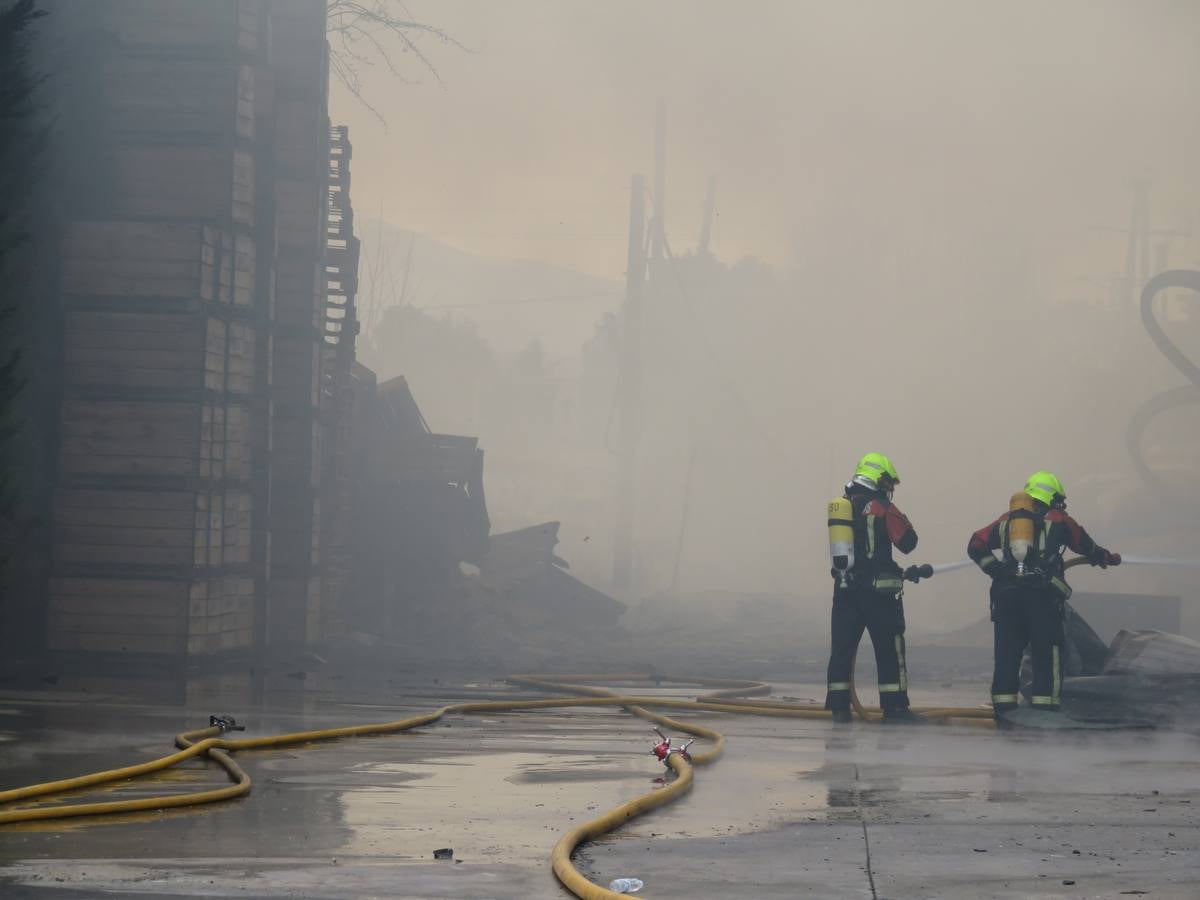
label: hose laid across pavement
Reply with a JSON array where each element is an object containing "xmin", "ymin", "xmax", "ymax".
[
  {"xmin": 0, "ymin": 671, "xmax": 997, "ymax": 898},
  {"xmin": 4, "ymin": 556, "xmax": 1122, "ymax": 898}
]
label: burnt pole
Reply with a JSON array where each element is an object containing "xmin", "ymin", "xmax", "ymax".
[
  {"xmin": 613, "ymin": 175, "xmax": 646, "ymax": 590},
  {"xmin": 650, "ymin": 99, "xmax": 666, "ymax": 270},
  {"xmin": 698, "ymin": 175, "xmax": 716, "ymax": 258}
]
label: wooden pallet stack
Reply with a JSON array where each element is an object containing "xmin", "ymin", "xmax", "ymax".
[
  {"xmin": 317, "ymin": 125, "xmax": 363, "ymax": 640},
  {"xmin": 46, "ymin": 0, "xmax": 339, "ymax": 658},
  {"xmin": 264, "ymin": 0, "xmax": 332, "ymax": 648}
]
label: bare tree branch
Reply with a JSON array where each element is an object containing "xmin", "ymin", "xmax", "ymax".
[{"xmin": 326, "ymin": 0, "xmax": 464, "ymax": 126}]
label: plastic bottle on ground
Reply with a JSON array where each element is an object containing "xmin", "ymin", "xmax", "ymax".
[{"xmin": 608, "ymin": 877, "xmax": 644, "ymax": 893}]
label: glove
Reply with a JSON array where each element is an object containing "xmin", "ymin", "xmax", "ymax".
[
  {"xmin": 903, "ymin": 564, "xmax": 934, "ymax": 583},
  {"xmin": 1090, "ymin": 547, "xmax": 1121, "ymax": 568},
  {"xmin": 1105, "ymin": 551, "xmax": 1121, "ymax": 568},
  {"xmin": 978, "ymin": 559, "xmax": 1004, "ymax": 580}
]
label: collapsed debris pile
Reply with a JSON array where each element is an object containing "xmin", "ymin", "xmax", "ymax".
[
  {"xmin": 335, "ymin": 521, "xmax": 625, "ymax": 670},
  {"xmin": 335, "ymin": 376, "xmax": 623, "ymax": 669}
]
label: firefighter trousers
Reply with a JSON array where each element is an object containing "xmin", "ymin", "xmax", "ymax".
[
  {"xmin": 825, "ymin": 586, "xmax": 910, "ymax": 712},
  {"xmin": 990, "ymin": 580, "xmax": 1064, "ymax": 714}
]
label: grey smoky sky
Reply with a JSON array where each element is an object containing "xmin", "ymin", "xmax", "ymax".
[{"xmin": 331, "ymin": 1, "xmax": 1200, "ymax": 280}]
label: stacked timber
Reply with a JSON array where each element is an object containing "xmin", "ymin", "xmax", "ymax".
[
  {"xmin": 317, "ymin": 126, "xmax": 363, "ymax": 640},
  {"xmin": 41, "ymin": 0, "xmax": 365, "ymax": 659},
  {"xmin": 46, "ymin": 1, "xmax": 270, "ymax": 657},
  {"xmin": 265, "ymin": 1, "xmax": 332, "ymax": 647}
]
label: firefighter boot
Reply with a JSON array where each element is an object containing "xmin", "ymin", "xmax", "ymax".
[{"xmin": 882, "ymin": 708, "xmax": 927, "ymax": 725}]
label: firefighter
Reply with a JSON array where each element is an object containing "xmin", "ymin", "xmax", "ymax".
[
  {"xmin": 968, "ymin": 471, "xmax": 1120, "ymax": 723},
  {"xmin": 825, "ymin": 453, "xmax": 925, "ymax": 724}
]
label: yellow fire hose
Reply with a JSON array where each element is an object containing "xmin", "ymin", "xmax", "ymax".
[
  {"xmin": 0, "ymin": 560, "xmax": 1096, "ymax": 896},
  {"xmin": 0, "ymin": 677, "xmax": 987, "ymax": 898}
]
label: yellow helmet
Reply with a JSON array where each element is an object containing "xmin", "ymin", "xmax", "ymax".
[
  {"xmin": 853, "ymin": 452, "xmax": 900, "ymax": 490},
  {"xmin": 1024, "ymin": 470, "xmax": 1065, "ymax": 507}
]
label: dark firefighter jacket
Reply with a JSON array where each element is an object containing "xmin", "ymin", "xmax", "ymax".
[{"xmin": 842, "ymin": 483, "xmax": 918, "ymax": 593}]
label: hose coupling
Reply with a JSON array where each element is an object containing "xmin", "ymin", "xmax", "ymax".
[{"xmin": 209, "ymin": 715, "xmax": 246, "ymax": 733}]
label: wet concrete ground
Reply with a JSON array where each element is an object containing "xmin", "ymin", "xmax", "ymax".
[{"xmin": 1, "ymin": 671, "xmax": 1198, "ymax": 899}]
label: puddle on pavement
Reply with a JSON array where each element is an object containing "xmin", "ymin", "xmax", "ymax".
[{"xmin": 331, "ymin": 751, "xmax": 650, "ymax": 860}]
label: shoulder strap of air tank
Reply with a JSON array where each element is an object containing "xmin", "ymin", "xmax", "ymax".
[
  {"xmin": 1037, "ymin": 515, "xmax": 1052, "ymax": 555},
  {"xmin": 854, "ymin": 495, "xmax": 880, "ymax": 559},
  {"xmin": 845, "ymin": 493, "xmax": 866, "ymax": 550}
]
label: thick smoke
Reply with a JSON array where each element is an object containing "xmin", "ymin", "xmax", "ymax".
[{"xmin": 334, "ymin": 0, "xmax": 1200, "ymax": 635}]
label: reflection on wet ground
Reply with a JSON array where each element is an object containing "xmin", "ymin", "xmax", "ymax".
[{"xmin": 0, "ymin": 671, "xmax": 1198, "ymax": 898}]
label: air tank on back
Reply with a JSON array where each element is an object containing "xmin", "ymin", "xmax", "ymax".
[
  {"xmin": 828, "ymin": 497, "xmax": 855, "ymax": 587},
  {"xmin": 1009, "ymin": 491, "xmax": 1036, "ymax": 575}
]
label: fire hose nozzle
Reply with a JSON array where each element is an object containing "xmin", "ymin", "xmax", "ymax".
[
  {"xmin": 904, "ymin": 564, "xmax": 934, "ymax": 583},
  {"xmin": 209, "ymin": 715, "xmax": 245, "ymax": 732}
]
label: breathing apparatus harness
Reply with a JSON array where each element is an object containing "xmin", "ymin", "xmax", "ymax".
[
  {"xmin": 828, "ymin": 482, "xmax": 910, "ymax": 594},
  {"xmin": 997, "ymin": 496, "xmax": 1074, "ymax": 602}
]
